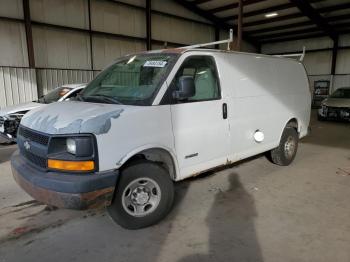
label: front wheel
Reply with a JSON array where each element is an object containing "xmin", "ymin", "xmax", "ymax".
[
  {"xmin": 269, "ymin": 127, "xmax": 299, "ymax": 166},
  {"xmin": 108, "ymin": 160, "xmax": 174, "ymax": 229}
]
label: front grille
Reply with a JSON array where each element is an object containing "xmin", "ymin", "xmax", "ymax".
[
  {"xmin": 20, "ymin": 147, "xmax": 47, "ymax": 168},
  {"xmin": 18, "ymin": 126, "xmax": 49, "ymax": 145},
  {"xmin": 17, "ymin": 126, "xmax": 49, "ymax": 169},
  {"xmin": 0, "ymin": 116, "xmax": 4, "ymax": 126}
]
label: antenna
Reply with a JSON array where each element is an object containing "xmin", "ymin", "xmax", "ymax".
[{"xmin": 177, "ymin": 29, "xmax": 234, "ymax": 49}]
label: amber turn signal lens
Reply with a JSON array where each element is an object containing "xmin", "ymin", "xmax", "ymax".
[{"xmin": 48, "ymin": 159, "xmax": 95, "ymax": 171}]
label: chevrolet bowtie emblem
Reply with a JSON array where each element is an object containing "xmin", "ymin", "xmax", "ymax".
[{"xmin": 24, "ymin": 141, "xmax": 31, "ymax": 151}]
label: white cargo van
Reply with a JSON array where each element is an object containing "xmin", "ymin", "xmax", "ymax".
[{"xmin": 11, "ymin": 48, "xmax": 311, "ymax": 229}]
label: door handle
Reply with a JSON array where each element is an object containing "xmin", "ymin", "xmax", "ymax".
[{"xmin": 222, "ymin": 103, "xmax": 227, "ymax": 119}]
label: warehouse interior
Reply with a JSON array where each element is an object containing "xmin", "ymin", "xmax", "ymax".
[{"xmin": 0, "ymin": 0, "xmax": 350, "ymax": 261}]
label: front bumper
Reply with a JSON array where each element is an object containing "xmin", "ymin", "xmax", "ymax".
[
  {"xmin": 11, "ymin": 152, "xmax": 119, "ymax": 209},
  {"xmin": 318, "ymin": 106, "xmax": 350, "ymax": 120}
]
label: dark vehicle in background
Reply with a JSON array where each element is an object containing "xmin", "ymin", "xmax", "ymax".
[
  {"xmin": 318, "ymin": 87, "xmax": 350, "ymax": 121},
  {"xmin": 0, "ymin": 84, "xmax": 86, "ymax": 143}
]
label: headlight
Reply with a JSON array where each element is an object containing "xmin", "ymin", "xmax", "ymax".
[
  {"xmin": 66, "ymin": 138, "xmax": 77, "ymax": 155},
  {"xmin": 48, "ymin": 135, "xmax": 96, "ymax": 172}
]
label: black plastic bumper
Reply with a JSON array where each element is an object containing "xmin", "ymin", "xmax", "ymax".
[{"xmin": 11, "ymin": 152, "xmax": 119, "ymax": 209}]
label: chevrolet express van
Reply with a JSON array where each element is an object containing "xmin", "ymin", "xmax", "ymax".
[{"xmin": 11, "ymin": 49, "xmax": 311, "ymax": 229}]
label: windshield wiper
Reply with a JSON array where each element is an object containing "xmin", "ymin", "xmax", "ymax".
[{"xmin": 82, "ymin": 94, "xmax": 122, "ymax": 104}]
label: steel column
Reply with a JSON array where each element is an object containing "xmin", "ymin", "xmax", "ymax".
[
  {"xmin": 146, "ymin": 0, "xmax": 152, "ymax": 50},
  {"xmin": 236, "ymin": 0, "xmax": 243, "ymax": 51},
  {"xmin": 215, "ymin": 27, "xmax": 220, "ymax": 49},
  {"xmin": 23, "ymin": 0, "xmax": 35, "ymax": 68},
  {"xmin": 88, "ymin": 0, "xmax": 94, "ymax": 70},
  {"xmin": 331, "ymin": 37, "xmax": 338, "ymax": 75}
]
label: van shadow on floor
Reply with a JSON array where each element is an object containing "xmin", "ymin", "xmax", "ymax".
[{"xmin": 178, "ymin": 172, "xmax": 263, "ymax": 262}]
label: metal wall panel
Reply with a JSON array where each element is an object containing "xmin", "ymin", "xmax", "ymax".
[
  {"xmin": 152, "ymin": 13, "xmax": 215, "ymax": 45},
  {"xmin": 92, "ymin": 35, "xmax": 146, "ymax": 70},
  {"xmin": 261, "ymin": 36, "xmax": 333, "ymax": 54},
  {"xmin": 339, "ymin": 34, "xmax": 350, "ymax": 47},
  {"xmin": 308, "ymin": 75, "xmax": 350, "ymax": 95},
  {"xmin": 91, "ymin": 0, "xmax": 146, "ymax": 38},
  {"xmin": 335, "ymin": 50, "xmax": 350, "ymax": 74},
  {"xmin": 36, "ymin": 69, "xmax": 98, "ymax": 95},
  {"xmin": 0, "ymin": 0, "xmax": 23, "ymax": 19},
  {"xmin": 0, "ymin": 67, "xmax": 37, "ymax": 109},
  {"xmin": 0, "ymin": 21, "xmax": 28, "ymax": 67},
  {"xmin": 32, "ymin": 26, "xmax": 91, "ymax": 69},
  {"xmin": 303, "ymin": 51, "xmax": 332, "ymax": 75},
  {"xmin": 30, "ymin": 0, "xmax": 89, "ymax": 29},
  {"xmin": 333, "ymin": 75, "xmax": 350, "ymax": 90},
  {"xmin": 152, "ymin": 0, "xmax": 210, "ymax": 23}
]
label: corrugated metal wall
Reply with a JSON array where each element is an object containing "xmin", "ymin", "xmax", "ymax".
[
  {"xmin": 0, "ymin": 0, "xmax": 259, "ymax": 109},
  {"xmin": 262, "ymin": 34, "xmax": 350, "ymax": 93},
  {"xmin": 37, "ymin": 69, "xmax": 99, "ymax": 95},
  {"xmin": 0, "ymin": 67, "xmax": 37, "ymax": 108}
]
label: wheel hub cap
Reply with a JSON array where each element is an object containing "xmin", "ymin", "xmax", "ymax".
[
  {"xmin": 122, "ymin": 178, "xmax": 161, "ymax": 217},
  {"xmin": 284, "ymin": 136, "xmax": 296, "ymax": 159},
  {"xmin": 131, "ymin": 187, "xmax": 150, "ymax": 205}
]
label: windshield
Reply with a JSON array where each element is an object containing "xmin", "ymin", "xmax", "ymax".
[
  {"xmin": 81, "ymin": 53, "xmax": 179, "ymax": 105},
  {"xmin": 38, "ymin": 87, "xmax": 73, "ymax": 104},
  {"xmin": 330, "ymin": 88, "xmax": 350, "ymax": 99}
]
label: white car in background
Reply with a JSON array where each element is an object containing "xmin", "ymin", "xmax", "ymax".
[
  {"xmin": 0, "ymin": 83, "xmax": 86, "ymax": 143},
  {"xmin": 318, "ymin": 87, "xmax": 350, "ymax": 121}
]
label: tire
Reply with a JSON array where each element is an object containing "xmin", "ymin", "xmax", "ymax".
[
  {"xmin": 269, "ymin": 127, "xmax": 299, "ymax": 166},
  {"xmin": 108, "ymin": 160, "xmax": 174, "ymax": 229}
]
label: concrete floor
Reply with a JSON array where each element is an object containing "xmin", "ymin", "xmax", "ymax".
[{"xmin": 0, "ymin": 111, "xmax": 349, "ymax": 262}]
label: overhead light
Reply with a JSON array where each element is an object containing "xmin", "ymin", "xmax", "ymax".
[{"xmin": 265, "ymin": 12, "xmax": 278, "ymax": 18}]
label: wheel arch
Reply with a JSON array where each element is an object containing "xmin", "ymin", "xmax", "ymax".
[
  {"xmin": 285, "ymin": 117, "xmax": 299, "ymax": 132},
  {"xmin": 277, "ymin": 117, "xmax": 300, "ymax": 144},
  {"xmin": 117, "ymin": 145, "xmax": 179, "ymax": 181}
]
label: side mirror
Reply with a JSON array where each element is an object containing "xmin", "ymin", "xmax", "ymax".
[{"xmin": 173, "ymin": 76, "xmax": 195, "ymax": 100}]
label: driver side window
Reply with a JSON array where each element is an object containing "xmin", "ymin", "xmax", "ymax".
[{"xmin": 171, "ymin": 56, "xmax": 220, "ymax": 102}]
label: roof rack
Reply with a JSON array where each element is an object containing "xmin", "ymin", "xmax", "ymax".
[
  {"xmin": 274, "ymin": 46, "xmax": 306, "ymax": 62},
  {"xmin": 178, "ymin": 29, "xmax": 234, "ymax": 50}
]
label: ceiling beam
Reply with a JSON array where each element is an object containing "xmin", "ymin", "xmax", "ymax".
[
  {"xmin": 241, "ymin": 3, "xmax": 350, "ymax": 28},
  {"xmin": 247, "ymin": 20, "xmax": 313, "ymax": 35},
  {"xmin": 174, "ymin": 0, "xmax": 260, "ymax": 48},
  {"xmin": 222, "ymin": 2, "xmax": 295, "ymax": 21},
  {"xmin": 288, "ymin": 0, "xmax": 337, "ymax": 40},
  {"xmin": 328, "ymin": 14, "xmax": 350, "ymax": 22},
  {"xmin": 222, "ymin": 0, "xmax": 322, "ymax": 21},
  {"xmin": 208, "ymin": 0, "xmax": 266, "ymax": 14},
  {"xmin": 191, "ymin": 0, "xmax": 212, "ymax": 4},
  {"xmin": 244, "ymin": 13, "xmax": 303, "ymax": 27},
  {"xmin": 226, "ymin": 1, "xmax": 350, "ymax": 27},
  {"xmin": 258, "ymin": 27, "xmax": 322, "ymax": 40},
  {"xmin": 246, "ymin": 13, "xmax": 350, "ymax": 35},
  {"xmin": 259, "ymin": 32, "xmax": 326, "ymax": 43}
]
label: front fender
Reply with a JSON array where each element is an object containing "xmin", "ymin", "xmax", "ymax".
[{"xmin": 115, "ymin": 144, "xmax": 180, "ymax": 180}]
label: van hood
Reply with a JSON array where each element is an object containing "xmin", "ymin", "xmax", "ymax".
[
  {"xmin": 21, "ymin": 101, "xmax": 125, "ymax": 135},
  {"xmin": 0, "ymin": 101, "xmax": 41, "ymax": 117},
  {"xmin": 323, "ymin": 98, "xmax": 350, "ymax": 108}
]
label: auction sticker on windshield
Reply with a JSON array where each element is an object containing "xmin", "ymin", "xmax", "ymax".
[{"xmin": 144, "ymin": 61, "xmax": 167, "ymax": 67}]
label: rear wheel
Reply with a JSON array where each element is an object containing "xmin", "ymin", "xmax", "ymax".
[
  {"xmin": 108, "ymin": 160, "xmax": 174, "ymax": 229},
  {"xmin": 270, "ymin": 127, "xmax": 299, "ymax": 166}
]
